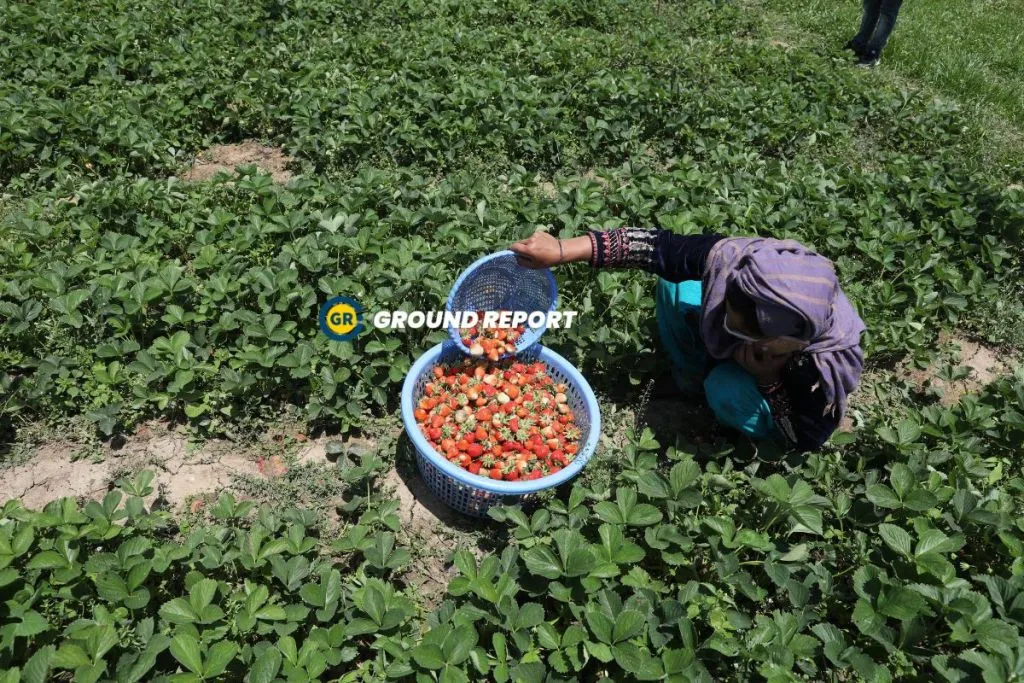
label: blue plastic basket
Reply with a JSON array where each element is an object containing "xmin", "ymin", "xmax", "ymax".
[
  {"xmin": 401, "ymin": 341, "xmax": 601, "ymax": 517},
  {"xmin": 446, "ymin": 250, "xmax": 558, "ymax": 359}
]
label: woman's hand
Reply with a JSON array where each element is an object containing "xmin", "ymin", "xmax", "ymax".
[
  {"xmin": 510, "ymin": 230, "xmax": 593, "ymax": 269},
  {"xmin": 733, "ymin": 343, "xmax": 792, "ymax": 386}
]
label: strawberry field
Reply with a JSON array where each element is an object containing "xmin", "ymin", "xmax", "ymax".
[{"xmin": 2, "ymin": 0, "xmax": 1024, "ymax": 680}]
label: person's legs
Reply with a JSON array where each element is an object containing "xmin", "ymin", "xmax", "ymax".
[
  {"xmin": 847, "ymin": 0, "xmax": 882, "ymax": 54},
  {"xmin": 703, "ymin": 361, "xmax": 776, "ymax": 440},
  {"xmin": 864, "ymin": 0, "xmax": 904, "ymax": 58},
  {"xmin": 655, "ymin": 278, "xmax": 707, "ymax": 397},
  {"xmin": 657, "ymin": 281, "xmax": 777, "ymax": 442}
]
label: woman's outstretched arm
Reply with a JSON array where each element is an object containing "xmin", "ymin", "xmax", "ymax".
[{"xmin": 511, "ymin": 227, "xmax": 725, "ymax": 282}]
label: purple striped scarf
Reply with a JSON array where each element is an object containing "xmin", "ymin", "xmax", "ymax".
[{"xmin": 700, "ymin": 237, "xmax": 866, "ymax": 417}]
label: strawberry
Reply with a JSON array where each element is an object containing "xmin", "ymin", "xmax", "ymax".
[{"xmin": 416, "ymin": 355, "xmax": 581, "ymax": 482}]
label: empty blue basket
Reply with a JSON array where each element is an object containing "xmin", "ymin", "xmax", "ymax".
[
  {"xmin": 401, "ymin": 341, "xmax": 601, "ymax": 517},
  {"xmin": 446, "ymin": 250, "xmax": 558, "ymax": 359}
]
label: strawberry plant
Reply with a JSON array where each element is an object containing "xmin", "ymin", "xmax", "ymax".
[{"xmin": 1, "ymin": 0, "xmax": 1024, "ymax": 679}]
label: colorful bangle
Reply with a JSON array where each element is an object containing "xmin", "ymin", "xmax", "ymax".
[{"xmin": 587, "ymin": 232, "xmax": 599, "ymax": 267}]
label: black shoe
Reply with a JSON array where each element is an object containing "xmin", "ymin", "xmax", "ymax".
[
  {"xmin": 843, "ymin": 39, "xmax": 866, "ymax": 55},
  {"xmin": 856, "ymin": 51, "xmax": 881, "ymax": 67}
]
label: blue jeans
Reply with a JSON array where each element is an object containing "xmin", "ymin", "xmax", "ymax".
[
  {"xmin": 655, "ymin": 278, "xmax": 776, "ymax": 440},
  {"xmin": 852, "ymin": 0, "xmax": 904, "ymax": 55}
]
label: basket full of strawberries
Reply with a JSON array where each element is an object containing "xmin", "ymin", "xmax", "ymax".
[
  {"xmin": 401, "ymin": 341, "xmax": 600, "ymax": 517},
  {"xmin": 401, "ymin": 251, "xmax": 600, "ymax": 517}
]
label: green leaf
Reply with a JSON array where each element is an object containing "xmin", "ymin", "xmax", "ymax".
[
  {"xmin": 852, "ymin": 599, "xmax": 885, "ymax": 636},
  {"xmin": 628, "ymin": 504, "xmax": 663, "ymax": 526},
  {"xmin": 866, "ymin": 484, "xmax": 902, "ymax": 509},
  {"xmin": 52, "ymin": 643, "xmax": 91, "ymax": 669},
  {"xmin": 26, "ymin": 550, "xmax": 66, "ymax": 569},
  {"xmin": 445, "ymin": 624, "xmax": 478, "ymax": 665},
  {"xmin": 789, "ymin": 505, "xmax": 824, "ymax": 536},
  {"xmin": 878, "ymin": 523, "xmax": 913, "ymax": 557},
  {"xmin": 916, "ymin": 529, "xmax": 964, "ymax": 557},
  {"xmin": 170, "ymin": 633, "xmax": 203, "ymax": 674},
  {"xmin": 411, "ymin": 643, "xmax": 446, "ymax": 670},
  {"xmin": 634, "ymin": 472, "xmax": 670, "ymax": 499},
  {"xmin": 594, "ymin": 501, "xmax": 625, "ymax": 525},
  {"xmin": 14, "ymin": 611, "xmax": 48, "ymax": 637},
  {"xmin": 190, "ymin": 578, "xmax": 219, "ymax": 611},
  {"xmin": 975, "ymin": 618, "xmax": 1018, "ymax": 656},
  {"xmin": 160, "ymin": 598, "xmax": 198, "ymax": 624},
  {"xmin": 564, "ymin": 548, "xmax": 597, "ymax": 577},
  {"xmin": 203, "ymin": 641, "xmax": 237, "ymax": 678},
  {"xmin": 896, "ymin": 420, "xmax": 921, "ymax": 446},
  {"xmin": 877, "ymin": 586, "xmax": 928, "ymax": 621},
  {"xmin": 669, "ymin": 460, "xmax": 701, "ymax": 492},
  {"xmin": 613, "ymin": 610, "xmax": 645, "ymax": 643},
  {"xmin": 23, "ymin": 645, "xmax": 55, "ymax": 683},
  {"xmin": 523, "ymin": 545, "xmax": 562, "ymax": 579},
  {"xmin": 249, "ymin": 647, "xmax": 282, "ymax": 683},
  {"xmin": 903, "ymin": 488, "xmax": 938, "ymax": 511},
  {"xmin": 514, "ymin": 603, "xmax": 545, "ymax": 631},
  {"xmin": 587, "ymin": 641, "xmax": 614, "ymax": 662}
]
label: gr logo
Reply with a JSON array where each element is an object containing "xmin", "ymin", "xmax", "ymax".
[{"xmin": 319, "ymin": 296, "xmax": 364, "ymax": 341}]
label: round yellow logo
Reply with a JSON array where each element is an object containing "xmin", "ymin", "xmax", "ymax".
[{"xmin": 319, "ymin": 296, "xmax": 364, "ymax": 341}]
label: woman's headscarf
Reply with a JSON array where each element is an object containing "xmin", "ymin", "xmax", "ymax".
[{"xmin": 701, "ymin": 237, "xmax": 866, "ymax": 417}]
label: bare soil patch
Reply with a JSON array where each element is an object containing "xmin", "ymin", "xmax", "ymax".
[
  {"xmin": 182, "ymin": 141, "xmax": 295, "ymax": 183},
  {"xmin": 384, "ymin": 436, "xmax": 493, "ymax": 606},
  {"xmin": 1, "ymin": 444, "xmax": 114, "ymax": 510},
  {"xmin": 901, "ymin": 332, "xmax": 1015, "ymax": 407},
  {"xmin": 0, "ymin": 422, "xmax": 277, "ymax": 510},
  {"xmin": 384, "ymin": 467, "xmax": 467, "ymax": 539}
]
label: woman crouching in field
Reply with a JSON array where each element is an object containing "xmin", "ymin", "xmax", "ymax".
[{"xmin": 510, "ymin": 228, "xmax": 866, "ymax": 454}]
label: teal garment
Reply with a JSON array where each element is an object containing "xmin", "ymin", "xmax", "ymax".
[{"xmin": 655, "ymin": 278, "xmax": 776, "ymax": 439}]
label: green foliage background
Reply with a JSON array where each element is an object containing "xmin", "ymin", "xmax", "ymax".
[{"xmin": 2, "ymin": 0, "xmax": 1024, "ymax": 680}]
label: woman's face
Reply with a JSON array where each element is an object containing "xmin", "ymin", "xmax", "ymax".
[
  {"xmin": 724, "ymin": 295, "xmax": 808, "ymax": 358},
  {"xmin": 724, "ymin": 297, "xmax": 761, "ymax": 339}
]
